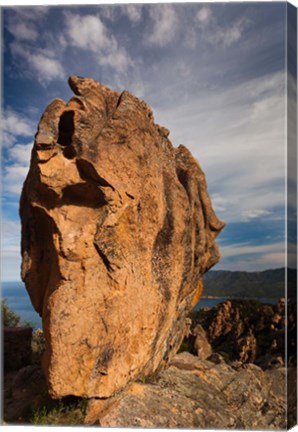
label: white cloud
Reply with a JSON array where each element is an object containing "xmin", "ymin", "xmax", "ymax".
[
  {"xmin": 3, "ymin": 143, "xmax": 32, "ymax": 196},
  {"xmin": 215, "ymin": 241, "xmax": 286, "ymax": 271},
  {"xmin": 211, "ymin": 193, "xmax": 227, "ymax": 213},
  {"xmin": 3, "ymin": 110, "xmax": 33, "ymax": 137},
  {"xmin": 7, "ymin": 6, "xmax": 65, "ymax": 85},
  {"xmin": 8, "ymin": 6, "xmax": 48, "ymax": 22},
  {"xmin": 220, "ymin": 241, "xmax": 284, "ymax": 259},
  {"xmin": 1, "ymin": 220, "xmax": 21, "ymax": 250},
  {"xmin": 5, "ymin": 6, "xmax": 48, "ymax": 40},
  {"xmin": 100, "ymin": 49, "xmax": 133, "ymax": 71},
  {"xmin": 147, "ymin": 4, "xmax": 178, "ymax": 46},
  {"xmin": 217, "ymin": 25, "xmax": 242, "ymax": 47},
  {"xmin": 8, "ymin": 22, "xmax": 38, "ymax": 41},
  {"xmin": 2, "ymin": 109, "xmax": 34, "ymax": 147},
  {"xmin": 122, "ymin": 4, "xmax": 142, "ymax": 23},
  {"xmin": 8, "ymin": 143, "xmax": 33, "ymax": 166},
  {"xmin": 196, "ymin": 6, "xmax": 212, "ymax": 25},
  {"xmin": 209, "ymin": 18, "xmax": 250, "ymax": 48},
  {"xmin": 218, "ymin": 253, "xmax": 286, "ymax": 272},
  {"xmin": 9, "ymin": 37, "xmax": 65, "ymax": 85},
  {"xmin": 241, "ymin": 209, "xmax": 272, "ymax": 222},
  {"xmin": 154, "ymin": 71, "xmax": 286, "ymax": 224},
  {"xmin": 194, "ymin": 6, "xmax": 250, "ymax": 49},
  {"xmin": 65, "ymin": 13, "xmax": 112, "ymax": 52},
  {"xmin": 4, "ymin": 165, "xmax": 29, "ymax": 195},
  {"xmin": 64, "ymin": 12, "xmax": 133, "ymax": 72},
  {"xmin": 30, "ymin": 53, "xmax": 65, "ymax": 83},
  {"xmin": 1, "ymin": 220, "xmax": 22, "ymax": 281},
  {"xmin": 1, "ymin": 251, "xmax": 22, "ymax": 282}
]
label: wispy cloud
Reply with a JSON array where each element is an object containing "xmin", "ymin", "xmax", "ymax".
[
  {"xmin": 193, "ymin": 5, "xmax": 251, "ymax": 49},
  {"xmin": 7, "ymin": 6, "xmax": 48, "ymax": 22},
  {"xmin": 3, "ymin": 142, "xmax": 32, "ymax": 195},
  {"xmin": 210, "ymin": 18, "xmax": 249, "ymax": 48},
  {"xmin": 217, "ymin": 241, "xmax": 286, "ymax": 271},
  {"xmin": 155, "ymin": 71, "xmax": 286, "ymax": 224},
  {"xmin": 64, "ymin": 12, "xmax": 133, "ymax": 72},
  {"xmin": 1, "ymin": 220, "xmax": 22, "ymax": 282},
  {"xmin": 8, "ymin": 142, "xmax": 32, "ymax": 166},
  {"xmin": 147, "ymin": 4, "xmax": 178, "ymax": 46},
  {"xmin": 210, "ymin": 193, "xmax": 227, "ymax": 213},
  {"xmin": 220, "ymin": 241, "xmax": 285, "ymax": 259},
  {"xmin": 8, "ymin": 22, "xmax": 38, "ymax": 41},
  {"xmin": 122, "ymin": 4, "xmax": 142, "ymax": 23},
  {"xmin": 65, "ymin": 13, "xmax": 112, "ymax": 52},
  {"xmin": 7, "ymin": 7, "xmax": 65, "ymax": 85},
  {"xmin": 4, "ymin": 165, "xmax": 29, "ymax": 195},
  {"xmin": 2, "ymin": 3, "xmax": 289, "ymax": 276},
  {"xmin": 2, "ymin": 109, "xmax": 34, "ymax": 147},
  {"xmin": 5, "ymin": 5, "xmax": 48, "ymax": 40},
  {"xmin": 9, "ymin": 39, "xmax": 66, "ymax": 84},
  {"xmin": 196, "ymin": 6, "xmax": 212, "ymax": 26},
  {"xmin": 30, "ymin": 53, "xmax": 65, "ymax": 83},
  {"xmin": 241, "ymin": 209, "xmax": 273, "ymax": 222}
]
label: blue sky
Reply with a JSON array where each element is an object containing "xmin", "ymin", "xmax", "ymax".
[{"xmin": 1, "ymin": 2, "xmax": 296, "ymax": 281}]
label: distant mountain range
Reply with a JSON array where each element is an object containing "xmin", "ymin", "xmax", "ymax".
[{"xmin": 202, "ymin": 268, "xmax": 297, "ymax": 299}]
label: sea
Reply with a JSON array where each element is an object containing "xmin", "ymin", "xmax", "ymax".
[{"xmin": 1, "ymin": 281, "xmax": 278, "ymax": 330}]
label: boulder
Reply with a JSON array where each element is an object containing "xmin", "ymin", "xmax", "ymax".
[
  {"xmin": 4, "ymin": 364, "xmax": 48, "ymax": 423},
  {"xmin": 20, "ymin": 76, "xmax": 224, "ymax": 398},
  {"xmin": 188, "ymin": 324, "xmax": 212, "ymax": 359}
]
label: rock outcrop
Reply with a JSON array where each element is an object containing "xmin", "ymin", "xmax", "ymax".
[
  {"xmin": 20, "ymin": 76, "xmax": 224, "ymax": 398},
  {"xmin": 84, "ymin": 352, "xmax": 287, "ymax": 429},
  {"xmin": 187, "ymin": 298, "xmax": 296, "ymax": 369}
]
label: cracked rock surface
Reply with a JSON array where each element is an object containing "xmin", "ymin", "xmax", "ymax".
[
  {"xmin": 85, "ymin": 352, "xmax": 287, "ymax": 429},
  {"xmin": 20, "ymin": 76, "xmax": 224, "ymax": 398}
]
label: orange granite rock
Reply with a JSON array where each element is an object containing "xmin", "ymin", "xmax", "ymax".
[{"xmin": 20, "ymin": 76, "xmax": 224, "ymax": 398}]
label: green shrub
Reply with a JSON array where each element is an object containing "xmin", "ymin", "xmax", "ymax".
[
  {"xmin": 31, "ymin": 406, "xmax": 48, "ymax": 425},
  {"xmin": 177, "ymin": 340, "xmax": 189, "ymax": 353},
  {"xmin": 31, "ymin": 398, "xmax": 88, "ymax": 426},
  {"xmin": 2, "ymin": 299, "xmax": 21, "ymax": 327},
  {"xmin": 2, "ymin": 299, "xmax": 34, "ymax": 327}
]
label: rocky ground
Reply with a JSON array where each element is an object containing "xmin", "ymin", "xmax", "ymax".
[
  {"xmin": 85, "ymin": 351, "xmax": 288, "ymax": 429},
  {"xmin": 2, "ymin": 299, "xmax": 296, "ymax": 428}
]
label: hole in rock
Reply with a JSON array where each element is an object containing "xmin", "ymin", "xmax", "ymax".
[
  {"xmin": 63, "ymin": 146, "xmax": 77, "ymax": 160},
  {"xmin": 57, "ymin": 111, "xmax": 75, "ymax": 146},
  {"xmin": 62, "ymin": 183, "xmax": 107, "ymax": 208}
]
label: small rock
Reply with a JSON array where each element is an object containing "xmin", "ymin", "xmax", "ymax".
[
  {"xmin": 192, "ymin": 324, "xmax": 212, "ymax": 359},
  {"xmin": 207, "ymin": 353, "xmax": 226, "ymax": 364}
]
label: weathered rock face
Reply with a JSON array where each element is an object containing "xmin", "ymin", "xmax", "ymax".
[
  {"xmin": 187, "ymin": 299, "xmax": 295, "ymax": 369},
  {"xmin": 84, "ymin": 352, "xmax": 287, "ymax": 429},
  {"xmin": 20, "ymin": 76, "xmax": 224, "ymax": 398}
]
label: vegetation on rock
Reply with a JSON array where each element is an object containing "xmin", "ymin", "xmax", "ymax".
[
  {"xmin": 2, "ymin": 299, "xmax": 21, "ymax": 327},
  {"xmin": 31, "ymin": 398, "xmax": 87, "ymax": 426},
  {"xmin": 2, "ymin": 299, "xmax": 33, "ymax": 328}
]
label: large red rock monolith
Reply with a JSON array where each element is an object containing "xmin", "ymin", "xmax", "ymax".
[{"xmin": 20, "ymin": 76, "xmax": 224, "ymax": 398}]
